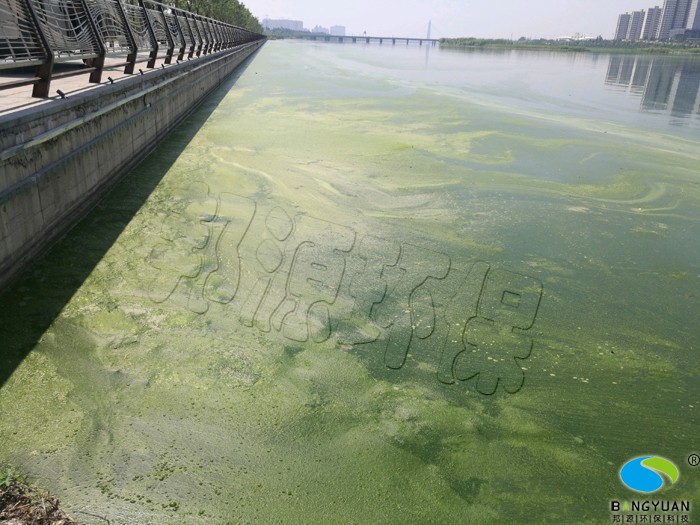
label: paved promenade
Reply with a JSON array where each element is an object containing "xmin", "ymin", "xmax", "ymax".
[{"xmin": 0, "ymin": 53, "xmax": 183, "ymax": 119}]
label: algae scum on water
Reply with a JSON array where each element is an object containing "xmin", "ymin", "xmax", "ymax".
[{"xmin": 1, "ymin": 41, "xmax": 699, "ymax": 524}]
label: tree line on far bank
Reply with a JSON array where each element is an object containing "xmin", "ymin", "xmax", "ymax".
[{"xmin": 440, "ymin": 37, "xmax": 700, "ymax": 54}]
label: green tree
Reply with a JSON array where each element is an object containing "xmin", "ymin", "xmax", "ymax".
[{"xmin": 172, "ymin": 0, "xmax": 263, "ymax": 32}]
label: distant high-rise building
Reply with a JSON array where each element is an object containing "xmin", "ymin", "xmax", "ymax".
[
  {"xmin": 627, "ymin": 10, "xmax": 646, "ymax": 40},
  {"xmin": 687, "ymin": 0, "xmax": 700, "ymax": 29},
  {"xmin": 658, "ymin": 0, "xmax": 676, "ymax": 39},
  {"xmin": 263, "ymin": 18, "xmax": 304, "ymax": 31},
  {"xmin": 658, "ymin": 0, "xmax": 692, "ymax": 39},
  {"xmin": 615, "ymin": 13, "xmax": 632, "ymax": 40},
  {"xmin": 330, "ymin": 26, "xmax": 346, "ymax": 37},
  {"xmin": 312, "ymin": 25, "xmax": 329, "ymax": 34},
  {"xmin": 641, "ymin": 6, "xmax": 663, "ymax": 39}
]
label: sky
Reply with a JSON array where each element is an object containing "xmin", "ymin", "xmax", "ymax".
[{"xmin": 241, "ymin": 0, "xmax": 655, "ymax": 39}]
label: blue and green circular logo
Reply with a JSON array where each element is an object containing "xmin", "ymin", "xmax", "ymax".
[{"xmin": 619, "ymin": 456, "xmax": 679, "ymax": 493}]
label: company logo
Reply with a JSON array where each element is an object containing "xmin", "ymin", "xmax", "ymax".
[{"xmin": 619, "ymin": 456, "xmax": 679, "ymax": 493}]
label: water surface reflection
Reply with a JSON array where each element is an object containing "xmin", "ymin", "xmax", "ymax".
[{"xmin": 606, "ymin": 55, "xmax": 700, "ymax": 119}]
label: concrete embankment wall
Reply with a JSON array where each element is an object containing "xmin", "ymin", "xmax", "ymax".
[{"xmin": 0, "ymin": 40, "xmax": 265, "ymax": 292}]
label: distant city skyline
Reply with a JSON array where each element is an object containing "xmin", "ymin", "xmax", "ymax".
[
  {"xmin": 615, "ymin": 0, "xmax": 700, "ymax": 41},
  {"xmin": 241, "ymin": 0, "xmax": 656, "ymax": 39},
  {"xmin": 262, "ymin": 18, "xmax": 347, "ymax": 36}
]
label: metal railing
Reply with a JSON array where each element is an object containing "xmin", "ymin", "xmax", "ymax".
[{"xmin": 0, "ymin": 0, "xmax": 264, "ymax": 97}]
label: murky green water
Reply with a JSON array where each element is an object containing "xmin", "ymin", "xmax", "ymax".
[{"xmin": 1, "ymin": 41, "xmax": 699, "ymax": 524}]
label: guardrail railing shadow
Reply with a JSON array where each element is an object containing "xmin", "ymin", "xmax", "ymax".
[{"xmin": 0, "ymin": 0, "xmax": 264, "ymax": 97}]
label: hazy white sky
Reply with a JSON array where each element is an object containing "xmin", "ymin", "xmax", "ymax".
[{"xmin": 241, "ymin": 0, "xmax": 653, "ymax": 39}]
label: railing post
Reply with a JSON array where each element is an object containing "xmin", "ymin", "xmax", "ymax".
[
  {"xmin": 195, "ymin": 16, "xmax": 208, "ymax": 55},
  {"xmin": 138, "ymin": 0, "xmax": 158, "ymax": 68},
  {"xmin": 111, "ymin": 0, "xmax": 138, "ymax": 74},
  {"xmin": 211, "ymin": 19, "xmax": 221, "ymax": 51},
  {"xmin": 188, "ymin": 13, "xmax": 202, "ymax": 57},
  {"xmin": 212, "ymin": 21, "xmax": 223, "ymax": 51},
  {"xmin": 157, "ymin": 3, "xmax": 175, "ymax": 64},
  {"xmin": 203, "ymin": 18, "xmax": 215, "ymax": 54},
  {"xmin": 182, "ymin": 13, "xmax": 196, "ymax": 58},
  {"xmin": 209, "ymin": 20, "xmax": 219, "ymax": 52},
  {"xmin": 223, "ymin": 25, "xmax": 233, "ymax": 49},
  {"xmin": 171, "ymin": 9, "xmax": 186, "ymax": 61},
  {"xmin": 77, "ymin": 0, "xmax": 107, "ymax": 83},
  {"xmin": 223, "ymin": 23, "xmax": 231, "ymax": 47},
  {"xmin": 24, "ymin": 0, "xmax": 55, "ymax": 97}
]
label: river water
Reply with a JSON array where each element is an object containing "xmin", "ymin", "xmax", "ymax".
[{"xmin": 1, "ymin": 40, "xmax": 699, "ymax": 524}]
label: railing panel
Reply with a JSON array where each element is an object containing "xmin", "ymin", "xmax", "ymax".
[
  {"xmin": 85, "ymin": 0, "xmax": 132, "ymax": 55},
  {"xmin": 30, "ymin": 0, "xmax": 102, "ymax": 60},
  {"xmin": 211, "ymin": 20, "xmax": 223, "ymax": 49},
  {"xmin": 194, "ymin": 16, "xmax": 208, "ymax": 52},
  {"xmin": 188, "ymin": 13, "xmax": 202, "ymax": 55},
  {"xmin": 0, "ymin": 0, "xmax": 46, "ymax": 66},
  {"xmin": 144, "ymin": 6, "xmax": 165, "ymax": 46},
  {"xmin": 175, "ymin": 13, "xmax": 192, "ymax": 47},
  {"xmin": 122, "ymin": 0, "xmax": 153, "ymax": 52},
  {"xmin": 162, "ymin": 10, "xmax": 179, "ymax": 45}
]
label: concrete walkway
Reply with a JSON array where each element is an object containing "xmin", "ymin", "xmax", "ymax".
[{"xmin": 0, "ymin": 52, "xmax": 193, "ymax": 119}]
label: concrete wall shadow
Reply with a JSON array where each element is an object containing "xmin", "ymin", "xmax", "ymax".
[{"xmin": 0, "ymin": 48, "xmax": 262, "ymax": 388}]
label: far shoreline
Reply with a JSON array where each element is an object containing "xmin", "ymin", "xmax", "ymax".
[
  {"xmin": 263, "ymin": 30, "xmax": 700, "ymax": 56},
  {"xmin": 439, "ymin": 37, "xmax": 700, "ymax": 56}
]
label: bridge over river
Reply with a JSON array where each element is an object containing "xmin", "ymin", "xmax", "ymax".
[{"xmin": 299, "ymin": 33, "xmax": 440, "ymax": 46}]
